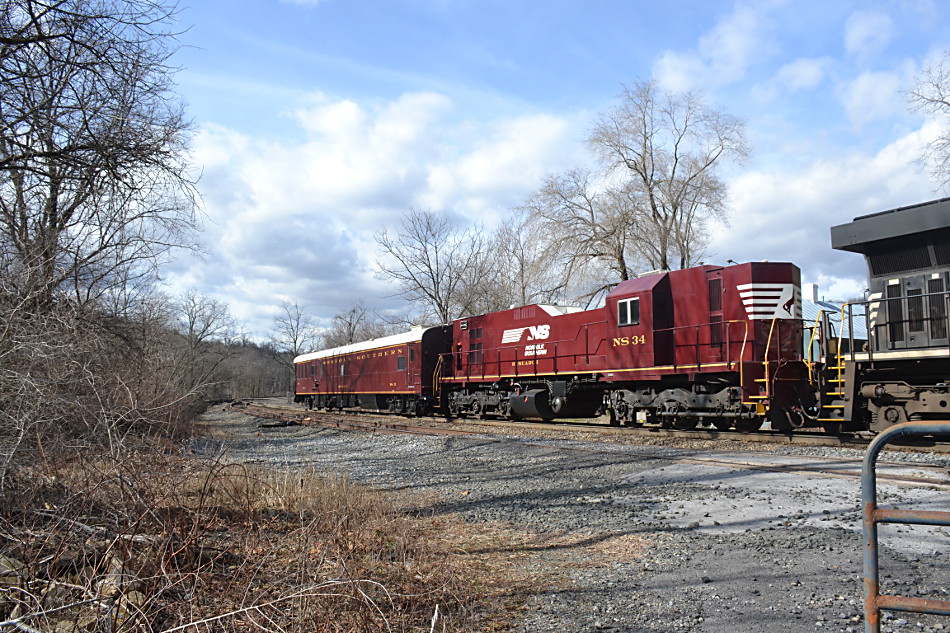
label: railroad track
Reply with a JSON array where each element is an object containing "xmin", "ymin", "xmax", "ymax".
[
  {"xmin": 236, "ymin": 400, "xmax": 950, "ymax": 452},
  {"xmin": 241, "ymin": 403, "xmax": 481, "ymax": 437},
  {"xmin": 235, "ymin": 400, "xmax": 950, "ymax": 491}
]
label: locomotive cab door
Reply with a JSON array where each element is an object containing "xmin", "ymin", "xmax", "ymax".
[
  {"xmin": 705, "ymin": 269, "xmax": 725, "ymax": 363},
  {"xmin": 882, "ymin": 272, "xmax": 950, "ymax": 350}
]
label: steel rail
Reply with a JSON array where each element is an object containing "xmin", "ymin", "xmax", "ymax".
[{"xmin": 240, "ymin": 400, "xmax": 950, "ymax": 453}]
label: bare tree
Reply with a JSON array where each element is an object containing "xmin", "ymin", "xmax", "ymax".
[
  {"xmin": 323, "ymin": 299, "xmax": 370, "ymax": 347},
  {"xmin": 587, "ymin": 80, "xmax": 748, "ymax": 271},
  {"xmin": 176, "ymin": 290, "xmax": 234, "ymax": 351},
  {"xmin": 0, "ymin": 0, "xmax": 198, "ymax": 308},
  {"xmin": 173, "ymin": 290, "xmax": 235, "ymax": 392},
  {"xmin": 271, "ymin": 299, "xmax": 319, "ymax": 358},
  {"xmin": 269, "ymin": 299, "xmax": 320, "ymax": 393},
  {"xmin": 910, "ymin": 50, "xmax": 950, "ymax": 188},
  {"xmin": 486, "ymin": 214, "xmax": 568, "ymax": 309},
  {"xmin": 522, "ymin": 168, "xmax": 636, "ymax": 293},
  {"xmin": 320, "ymin": 299, "xmax": 396, "ymax": 348},
  {"xmin": 375, "ymin": 208, "xmax": 489, "ymax": 323},
  {"xmin": 0, "ymin": 0, "xmax": 203, "ymax": 477}
]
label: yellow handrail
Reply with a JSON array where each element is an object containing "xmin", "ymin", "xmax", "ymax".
[
  {"xmin": 834, "ymin": 303, "xmax": 851, "ymax": 388},
  {"xmin": 758, "ymin": 318, "xmax": 779, "ymax": 404},
  {"xmin": 805, "ymin": 312, "xmax": 823, "ymax": 385}
]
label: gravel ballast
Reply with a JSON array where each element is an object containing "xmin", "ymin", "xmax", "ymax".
[{"xmin": 196, "ymin": 407, "xmax": 950, "ymax": 633}]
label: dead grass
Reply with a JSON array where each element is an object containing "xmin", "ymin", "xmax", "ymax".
[
  {"xmin": 0, "ymin": 451, "xmax": 556, "ymax": 632},
  {"xmin": 0, "ymin": 399, "xmax": 659, "ymax": 633}
]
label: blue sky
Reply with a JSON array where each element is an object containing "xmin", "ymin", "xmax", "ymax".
[{"xmin": 166, "ymin": 0, "xmax": 950, "ymax": 336}]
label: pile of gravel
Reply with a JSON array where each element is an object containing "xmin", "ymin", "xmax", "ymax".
[{"xmin": 194, "ymin": 409, "xmax": 950, "ymax": 633}]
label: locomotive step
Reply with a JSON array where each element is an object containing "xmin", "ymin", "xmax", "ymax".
[{"xmin": 817, "ymin": 417, "xmax": 845, "ymax": 423}]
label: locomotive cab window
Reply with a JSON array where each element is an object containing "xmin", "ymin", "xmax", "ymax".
[{"xmin": 618, "ymin": 297, "xmax": 640, "ymax": 326}]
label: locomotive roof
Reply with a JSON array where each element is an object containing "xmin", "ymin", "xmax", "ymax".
[
  {"xmin": 294, "ymin": 327, "xmax": 428, "ymax": 364},
  {"xmin": 536, "ymin": 304, "xmax": 584, "ymax": 316},
  {"xmin": 830, "ymin": 197, "xmax": 950, "ymax": 253},
  {"xmin": 459, "ymin": 304, "xmax": 586, "ymax": 320},
  {"xmin": 608, "ymin": 270, "xmax": 670, "ymax": 296}
]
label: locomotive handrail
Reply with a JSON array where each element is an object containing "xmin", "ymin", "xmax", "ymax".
[
  {"xmin": 862, "ymin": 421, "xmax": 950, "ymax": 633},
  {"xmin": 431, "ymin": 355, "xmax": 444, "ymax": 407},
  {"xmin": 838, "ymin": 289, "xmax": 950, "ymax": 360},
  {"xmin": 737, "ymin": 320, "xmax": 749, "ymax": 398},
  {"xmin": 441, "ymin": 318, "xmax": 762, "ymax": 392},
  {"xmin": 805, "ymin": 312, "xmax": 823, "ymax": 384},
  {"xmin": 756, "ymin": 318, "xmax": 779, "ymax": 405}
]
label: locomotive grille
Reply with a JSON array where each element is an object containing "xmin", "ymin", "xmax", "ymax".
[{"xmin": 868, "ymin": 244, "xmax": 931, "ymax": 275}]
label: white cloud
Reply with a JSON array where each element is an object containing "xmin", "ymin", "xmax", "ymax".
[
  {"xmin": 710, "ymin": 123, "xmax": 936, "ymax": 299},
  {"xmin": 170, "ymin": 92, "xmax": 579, "ymax": 336},
  {"xmin": 844, "ymin": 10, "xmax": 894, "ymax": 59},
  {"xmin": 653, "ymin": 50, "xmax": 707, "ymax": 93},
  {"xmin": 753, "ymin": 57, "xmax": 829, "ymax": 102},
  {"xmin": 654, "ymin": 4, "xmax": 770, "ymax": 91},
  {"xmin": 422, "ymin": 114, "xmax": 575, "ymax": 223},
  {"xmin": 774, "ymin": 58, "xmax": 828, "ymax": 92},
  {"xmin": 840, "ymin": 68, "xmax": 908, "ymax": 129}
]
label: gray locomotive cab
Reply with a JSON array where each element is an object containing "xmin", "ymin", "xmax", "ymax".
[
  {"xmin": 831, "ymin": 198, "xmax": 950, "ymax": 353},
  {"xmin": 877, "ymin": 272, "xmax": 949, "ymax": 350}
]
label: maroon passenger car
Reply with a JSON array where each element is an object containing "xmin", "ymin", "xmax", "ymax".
[{"xmin": 294, "ymin": 326, "xmax": 452, "ymax": 415}]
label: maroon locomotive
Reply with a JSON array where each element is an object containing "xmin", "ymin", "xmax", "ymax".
[{"xmin": 295, "ymin": 261, "xmax": 809, "ymax": 432}]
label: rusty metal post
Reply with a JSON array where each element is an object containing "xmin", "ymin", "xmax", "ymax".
[{"xmin": 863, "ymin": 421, "xmax": 950, "ymax": 633}]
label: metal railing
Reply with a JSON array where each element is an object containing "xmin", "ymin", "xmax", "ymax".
[
  {"xmin": 830, "ymin": 290, "xmax": 950, "ymax": 364},
  {"xmin": 862, "ymin": 421, "xmax": 950, "ymax": 632},
  {"xmin": 439, "ymin": 319, "xmax": 759, "ymax": 382}
]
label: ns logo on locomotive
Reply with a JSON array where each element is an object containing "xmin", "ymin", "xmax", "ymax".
[{"xmin": 295, "ymin": 198, "xmax": 950, "ymax": 435}]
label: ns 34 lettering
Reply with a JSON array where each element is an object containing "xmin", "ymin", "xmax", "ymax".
[{"xmin": 612, "ymin": 335, "xmax": 647, "ymax": 346}]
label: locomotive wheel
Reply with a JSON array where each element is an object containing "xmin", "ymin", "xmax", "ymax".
[
  {"xmin": 710, "ymin": 418, "xmax": 732, "ymax": 431},
  {"xmin": 734, "ymin": 418, "xmax": 764, "ymax": 433},
  {"xmin": 608, "ymin": 408, "xmax": 621, "ymax": 427},
  {"xmin": 672, "ymin": 416, "xmax": 699, "ymax": 431}
]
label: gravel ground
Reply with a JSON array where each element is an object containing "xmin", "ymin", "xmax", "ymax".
[{"xmin": 194, "ymin": 407, "xmax": 950, "ymax": 633}]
